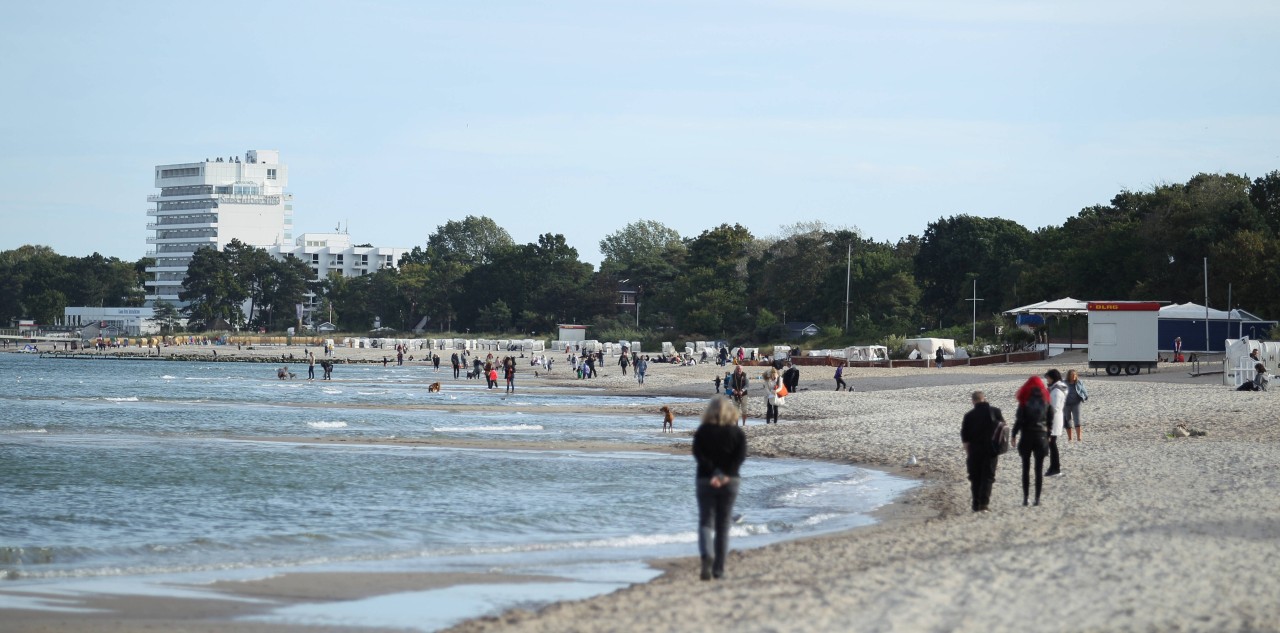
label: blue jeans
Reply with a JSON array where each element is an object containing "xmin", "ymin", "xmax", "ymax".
[{"xmin": 696, "ymin": 477, "xmax": 740, "ymax": 575}]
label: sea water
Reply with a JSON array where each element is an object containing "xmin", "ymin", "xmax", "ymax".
[{"xmin": 0, "ymin": 353, "xmax": 915, "ymax": 629}]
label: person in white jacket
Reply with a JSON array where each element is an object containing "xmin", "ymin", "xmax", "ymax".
[{"xmin": 1044, "ymin": 369, "xmax": 1067, "ymax": 476}]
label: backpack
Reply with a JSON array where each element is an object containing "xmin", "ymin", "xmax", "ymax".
[{"xmin": 991, "ymin": 409, "xmax": 1010, "ymax": 455}]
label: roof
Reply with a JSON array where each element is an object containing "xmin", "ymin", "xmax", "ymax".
[
  {"xmin": 1159, "ymin": 302, "xmax": 1270, "ymax": 322},
  {"xmin": 1003, "ymin": 297, "xmax": 1088, "ymax": 315}
]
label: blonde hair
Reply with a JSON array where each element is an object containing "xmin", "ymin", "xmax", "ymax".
[
  {"xmin": 701, "ymin": 395, "xmax": 740, "ymax": 427},
  {"xmin": 1066, "ymin": 369, "xmax": 1079, "ymax": 383},
  {"xmin": 764, "ymin": 368, "xmax": 778, "ymax": 381}
]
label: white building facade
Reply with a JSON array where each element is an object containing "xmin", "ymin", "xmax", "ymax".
[
  {"xmin": 145, "ymin": 150, "xmax": 293, "ymax": 304},
  {"xmin": 61, "ymin": 307, "xmax": 159, "ymax": 336},
  {"xmin": 269, "ymin": 232, "xmax": 409, "ymax": 325}
]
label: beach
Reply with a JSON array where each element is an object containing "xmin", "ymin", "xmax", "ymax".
[{"xmin": 5, "ymin": 347, "xmax": 1279, "ymax": 632}]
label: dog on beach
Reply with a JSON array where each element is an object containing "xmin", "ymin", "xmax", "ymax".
[
  {"xmin": 428, "ymin": 382, "xmax": 441, "ymax": 393},
  {"xmin": 466, "ymin": 369, "xmax": 479, "ymax": 379},
  {"xmin": 660, "ymin": 405, "xmax": 675, "ymax": 432}
]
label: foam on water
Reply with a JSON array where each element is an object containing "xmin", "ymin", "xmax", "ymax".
[
  {"xmin": 307, "ymin": 421, "xmax": 348, "ymax": 429},
  {"xmin": 104, "ymin": 396, "xmax": 140, "ymax": 402},
  {"xmin": 432, "ymin": 424, "xmax": 544, "ymax": 432}
]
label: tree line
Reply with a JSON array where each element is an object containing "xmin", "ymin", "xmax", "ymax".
[{"xmin": 4, "ymin": 170, "xmax": 1279, "ymax": 346}]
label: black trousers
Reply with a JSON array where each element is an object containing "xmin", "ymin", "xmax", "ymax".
[
  {"xmin": 766, "ymin": 402, "xmax": 778, "ymax": 423},
  {"xmin": 1019, "ymin": 440, "xmax": 1047, "ymax": 502},
  {"xmin": 966, "ymin": 454, "xmax": 998, "ymax": 511},
  {"xmin": 835, "ymin": 377, "xmax": 847, "ymax": 391},
  {"xmin": 696, "ymin": 477, "xmax": 740, "ymax": 576},
  {"xmin": 1047, "ymin": 436, "xmax": 1061, "ymax": 473}
]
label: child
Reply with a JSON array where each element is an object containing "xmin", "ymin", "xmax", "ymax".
[
  {"xmin": 723, "ymin": 373, "xmax": 733, "ymax": 396},
  {"xmin": 660, "ymin": 405, "xmax": 675, "ymax": 432},
  {"xmin": 714, "ymin": 375, "xmax": 722, "ymax": 393}
]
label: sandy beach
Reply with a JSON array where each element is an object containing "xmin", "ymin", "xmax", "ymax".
[{"xmin": 6, "ymin": 346, "xmax": 1279, "ymax": 632}]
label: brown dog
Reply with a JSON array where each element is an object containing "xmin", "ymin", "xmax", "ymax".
[
  {"xmin": 428, "ymin": 382, "xmax": 441, "ymax": 393},
  {"xmin": 660, "ymin": 405, "xmax": 674, "ymax": 432}
]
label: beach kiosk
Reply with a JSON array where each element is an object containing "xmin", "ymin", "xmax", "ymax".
[{"xmin": 1088, "ymin": 301, "xmax": 1159, "ymax": 375}]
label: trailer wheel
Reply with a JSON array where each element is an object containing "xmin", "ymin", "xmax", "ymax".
[
  {"xmin": 1125, "ymin": 363, "xmax": 1141, "ymax": 376},
  {"xmin": 1106, "ymin": 363, "xmax": 1121, "ymax": 376}
]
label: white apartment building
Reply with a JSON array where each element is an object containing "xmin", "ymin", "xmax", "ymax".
[
  {"xmin": 269, "ymin": 232, "xmax": 409, "ymax": 324},
  {"xmin": 145, "ymin": 149, "xmax": 293, "ymax": 303}
]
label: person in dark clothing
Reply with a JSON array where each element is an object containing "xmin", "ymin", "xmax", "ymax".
[
  {"xmin": 692, "ymin": 396, "xmax": 747, "ymax": 580},
  {"xmin": 960, "ymin": 390, "xmax": 1002, "ymax": 512},
  {"xmin": 935, "ymin": 347, "xmax": 946, "ymax": 368},
  {"xmin": 433, "ymin": 354, "xmax": 441, "ymax": 372},
  {"xmin": 834, "ymin": 363, "xmax": 847, "ymax": 391},
  {"xmin": 783, "ymin": 364, "xmax": 800, "ymax": 394},
  {"xmin": 1012, "ymin": 376, "xmax": 1051, "ymax": 506},
  {"xmin": 451, "ymin": 353, "xmax": 461, "ymax": 379}
]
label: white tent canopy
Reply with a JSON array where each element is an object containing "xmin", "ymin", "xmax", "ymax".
[
  {"xmin": 1003, "ymin": 297, "xmax": 1088, "ymax": 316},
  {"xmin": 1159, "ymin": 302, "xmax": 1264, "ymax": 321}
]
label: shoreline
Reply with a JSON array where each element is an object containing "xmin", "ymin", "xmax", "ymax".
[{"xmin": 6, "ymin": 350, "xmax": 1277, "ymax": 631}]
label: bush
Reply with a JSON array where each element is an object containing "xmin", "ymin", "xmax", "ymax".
[{"xmin": 881, "ymin": 334, "xmax": 908, "ymax": 359}]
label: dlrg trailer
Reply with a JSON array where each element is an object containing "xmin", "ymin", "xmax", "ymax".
[{"xmin": 1088, "ymin": 301, "xmax": 1160, "ymax": 376}]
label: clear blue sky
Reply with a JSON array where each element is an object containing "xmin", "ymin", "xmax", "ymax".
[{"xmin": 2, "ymin": 1, "xmax": 1278, "ymax": 265}]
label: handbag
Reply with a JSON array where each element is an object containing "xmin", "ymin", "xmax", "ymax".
[{"xmin": 776, "ymin": 385, "xmax": 789, "ymax": 398}]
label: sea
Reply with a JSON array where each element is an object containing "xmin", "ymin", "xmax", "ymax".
[{"xmin": 0, "ymin": 352, "xmax": 916, "ymax": 631}]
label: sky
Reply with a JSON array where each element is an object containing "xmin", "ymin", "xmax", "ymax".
[{"xmin": 2, "ymin": 0, "xmax": 1278, "ymax": 265}]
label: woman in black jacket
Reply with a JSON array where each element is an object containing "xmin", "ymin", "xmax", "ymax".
[
  {"xmin": 692, "ymin": 396, "xmax": 747, "ymax": 580},
  {"xmin": 1012, "ymin": 376, "xmax": 1051, "ymax": 507}
]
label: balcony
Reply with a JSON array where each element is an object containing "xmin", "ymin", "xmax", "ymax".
[
  {"xmin": 146, "ymin": 250, "xmax": 197, "ymax": 258},
  {"xmin": 147, "ymin": 193, "xmax": 214, "ymax": 202},
  {"xmin": 215, "ymin": 194, "xmax": 281, "ymax": 205},
  {"xmin": 147, "ymin": 236, "xmax": 217, "ymax": 245},
  {"xmin": 147, "ymin": 221, "xmax": 218, "ymax": 231}
]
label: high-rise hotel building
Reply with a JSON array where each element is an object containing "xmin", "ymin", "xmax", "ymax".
[{"xmin": 144, "ymin": 150, "xmax": 292, "ymax": 304}]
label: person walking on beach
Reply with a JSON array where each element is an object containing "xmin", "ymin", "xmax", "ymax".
[
  {"xmin": 693, "ymin": 396, "xmax": 747, "ymax": 580},
  {"xmin": 619, "ymin": 353, "xmax": 629, "ymax": 376},
  {"xmin": 960, "ymin": 390, "xmax": 1002, "ymax": 512},
  {"xmin": 451, "ymin": 353, "xmax": 461, "ymax": 379},
  {"xmin": 1044, "ymin": 369, "xmax": 1067, "ymax": 476},
  {"xmin": 730, "ymin": 366, "xmax": 749, "ymax": 425},
  {"xmin": 433, "ymin": 354, "xmax": 441, "ymax": 372},
  {"xmin": 935, "ymin": 347, "xmax": 945, "ymax": 368},
  {"xmin": 307, "ymin": 351, "xmax": 315, "ymax": 380},
  {"xmin": 636, "ymin": 356, "xmax": 648, "ymax": 384},
  {"xmin": 504, "ymin": 361, "xmax": 515, "ymax": 393},
  {"xmin": 1012, "ymin": 377, "xmax": 1050, "ymax": 506},
  {"xmin": 764, "ymin": 367, "xmax": 783, "ymax": 424},
  {"xmin": 1064, "ymin": 369, "xmax": 1088, "ymax": 442},
  {"xmin": 834, "ymin": 363, "xmax": 847, "ymax": 391},
  {"xmin": 714, "ymin": 374, "xmax": 722, "ymax": 394}
]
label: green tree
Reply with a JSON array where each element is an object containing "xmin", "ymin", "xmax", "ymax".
[
  {"xmin": 914, "ymin": 215, "xmax": 1033, "ymax": 325},
  {"xmin": 152, "ymin": 300, "xmax": 180, "ymax": 333},
  {"xmin": 258, "ymin": 255, "xmax": 315, "ymax": 330},
  {"xmin": 179, "ymin": 246, "xmax": 247, "ymax": 330},
  {"xmin": 224, "ymin": 240, "xmax": 275, "ymax": 327},
  {"xmin": 475, "ymin": 299, "xmax": 513, "ymax": 332}
]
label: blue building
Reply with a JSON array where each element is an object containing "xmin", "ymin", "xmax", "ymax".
[{"xmin": 1157, "ymin": 303, "xmax": 1276, "ymax": 353}]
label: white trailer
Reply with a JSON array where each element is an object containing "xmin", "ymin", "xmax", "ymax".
[{"xmin": 1088, "ymin": 301, "xmax": 1160, "ymax": 376}]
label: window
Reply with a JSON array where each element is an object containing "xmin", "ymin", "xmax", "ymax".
[
  {"xmin": 161, "ymin": 167, "xmax": 200, "ymax": 178},
  {"xmin": 267, "ymin": 169, "xmax": 277, "ymax": 180}
]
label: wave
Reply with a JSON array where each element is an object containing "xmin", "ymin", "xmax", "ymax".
[
  {"xmin": 307, "ymin": 421, "xmax": 348, "ymax": 429},
  {"xmin": 0, "ymin": 428, "xmax": 47, "ymax": 434},
  {"xmin": 356, "ymin": 391, "xmax": 387, "ymax": 396},
  {"xmin": 104, "ymin": 396, "xmax": 140, "ymax": 402},
  {"xmin": 432, "ymin": 424, "xmax": 544, "ymax": 432},
  {"xmin": 161, "ymin": 375, "xmax": 177, "ymax": 380},
  {"xmin": 322, "ymin": 389, "xmax": 343, "ymax": 395}
]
